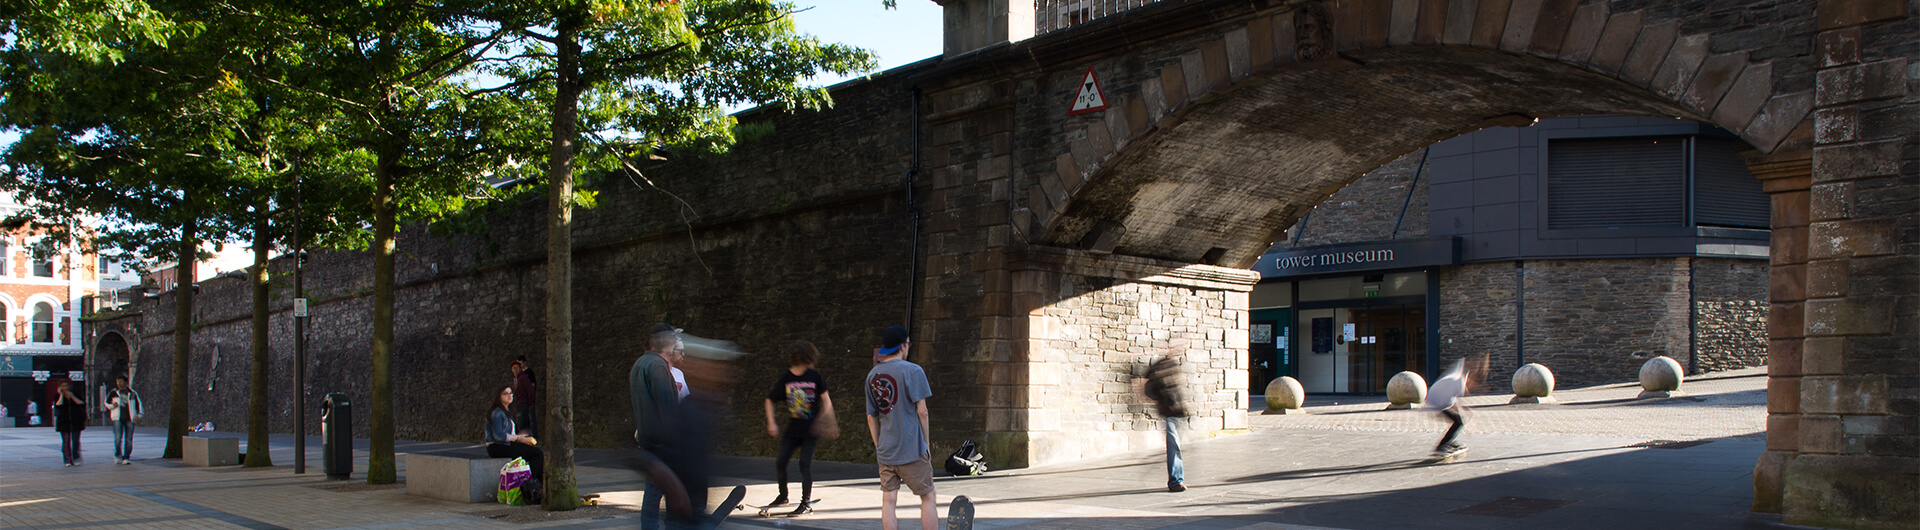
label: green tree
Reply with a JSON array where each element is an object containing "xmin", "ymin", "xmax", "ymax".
[{"xmin": 452, "ymin": 0, "xmax": 876, "ymax": 509}]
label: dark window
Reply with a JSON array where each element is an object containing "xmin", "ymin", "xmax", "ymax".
[
  {"xmin": 1547, "ymin": 136, "xmax": 1687, "ymax": 229},
  {"xmin": 1548, "ymin": 136, "xmax": 1767, "ymax": 231},
  {"xmin": 1693, "ymin": 139, "xmax": 1772, "ymax": 228},
  {"xmin": 33, "ymin": 258, "xmax": 53, "ymax": 278}
]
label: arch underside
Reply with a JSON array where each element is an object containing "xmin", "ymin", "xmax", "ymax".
[{"xmin": 1042, "ymin": 46, "xmax": 1745, "ymax": 269}]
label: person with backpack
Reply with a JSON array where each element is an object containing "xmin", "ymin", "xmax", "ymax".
[
  {"xmin": 865, "ymin": 325, "xmax": 938, "ymax": 530},
  {"xmin": 1137, "ymin": 339, "xmax": 1190, "ymax": 492},
  {"xmin": 762, "ymin": 340, "xmax": 833, "ymax": 516}
]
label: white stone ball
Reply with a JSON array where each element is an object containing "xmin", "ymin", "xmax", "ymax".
[
  {"xmin": 1639, "ymin": 356, "xmax": 1685, "ymax": 391},
  {"xmin": 1513, "ymin": 363, "xmax": 1555, "ymax": 398},
  {"xmin": 1387, "ymin": 371, "xmax": 1427, "ymax": 405},
  {"xmin": 1265, "ymin": 376, "xmax": 1305, "ymax": 410}
]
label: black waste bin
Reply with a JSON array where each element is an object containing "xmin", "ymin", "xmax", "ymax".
[{"xmin": 321, "ymin": 393, "xmax": 351, "ymax": 480}]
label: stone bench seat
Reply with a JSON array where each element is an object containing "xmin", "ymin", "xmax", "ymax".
[
  {"xmin": 182, "ymin": 435, "xmax": 240, "ymax": 467},
  {"xmin": 404, "ymin": 449, "xmax": 514, "ymax": 503}
]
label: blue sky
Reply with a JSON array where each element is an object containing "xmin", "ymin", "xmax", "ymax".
[{"xmin": 791, "ymin": 0, "xmax": 944, "ymax": 80}]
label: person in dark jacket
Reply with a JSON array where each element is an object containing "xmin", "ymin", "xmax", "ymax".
[
  {"xmin": 1137, "ymin": 339, "xmax": 1190, "ymax": 492},
  {"xmin": 510, "ymin": 359, "xmax": 538, "ymax": 438},
  {"xmin": 54, "ymin": 380, "xmax": 86, "ymax": 466},
  {"xmin": 486, "ymin": 385, "xmax": 544, "ymax": 500}
]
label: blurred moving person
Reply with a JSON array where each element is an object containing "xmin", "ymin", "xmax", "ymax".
[
  {"xmin": 1138, "ymin": 339, "xmax": 1191, "ymax": 492},
  {"xmin": 1427, "ymin": 359, "xmax": 1472, "ymax": 459}
]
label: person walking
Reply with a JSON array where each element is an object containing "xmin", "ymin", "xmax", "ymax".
[
  {"xmin": 104, "ymin": 375, "xmax": 144, "ymax": 464},
  {"xmin": 53, "ymin": 380, "xmax": 86, "ymax": 466},
  {"xmin": 865, "ymin": 325, "xmax": 937, "ymax": 530},
  {"xmin": 486, "ymin": 385, "xmax": 545, "ymax": 502},
  {"xmin": 763, "ymin": 340, "xmax": 832, "ymax": 516},
  {"xmin": 1427, "ymin": 359, "xmax": 1472, "ymax": 459},
  {"xmin": 1139, "ymin": 339, "xmax": 1191, "ymax": 492},
  {"xmin": 631, "ymin": 323, "xmax": 682, "ymax": 528}
]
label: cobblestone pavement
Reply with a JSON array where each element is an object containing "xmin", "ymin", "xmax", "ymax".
[{"xmin": 0, "ymin": 367, "xmax": 1796, "ymax": 529}]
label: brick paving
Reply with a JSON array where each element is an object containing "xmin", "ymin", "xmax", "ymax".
[{"xmin": 0, "ymin": 367, "xmax": 1795, "ymax": 529}]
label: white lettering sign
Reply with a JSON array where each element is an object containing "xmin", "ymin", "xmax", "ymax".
[{"xmin": 1273, "ymin": 249, "xmax": 1396, "ymax": 270}]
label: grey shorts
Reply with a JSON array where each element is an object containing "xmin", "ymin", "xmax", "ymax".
[{"xmin": 877, "ymin": 454, "xmax": 935, "ymax": 496}]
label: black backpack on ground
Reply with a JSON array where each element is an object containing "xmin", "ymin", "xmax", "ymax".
[{"xmin": 945, "ymin": 440, "xmax": 987, "ymax": 476}]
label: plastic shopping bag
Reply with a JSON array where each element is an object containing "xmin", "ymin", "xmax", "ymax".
[{"xmin": 497, "ymin": 457, "xmax": 532, "ymax": 505}]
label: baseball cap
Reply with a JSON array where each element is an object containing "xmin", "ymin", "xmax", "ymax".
[
  {"xmin": 678, "ymin": 334, "xmax": 746, "ymax": 361},
  {"xmin": 877, "ymin": 325, "xmax": 909, "ymax": 356}
]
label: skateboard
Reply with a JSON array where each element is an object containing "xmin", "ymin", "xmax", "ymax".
[
  {"xmin": 947, "ymin": 495, "xmax": 974, "ymax": 530},
  {"xmin": 580, "ymin": 494, "xmax": 600, "ymax": 506},
  {"xmin": 737, "ymin": 498, "xmax": 821, "ymax": 517},
  {"xmin": 707, "ymin": 485, "xmax": 746, "ymax": 528}
]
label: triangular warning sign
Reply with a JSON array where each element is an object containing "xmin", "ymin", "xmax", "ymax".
[{"xmin": 1068, "ymin": 66, "xmax": 1107, "ymax": 115}]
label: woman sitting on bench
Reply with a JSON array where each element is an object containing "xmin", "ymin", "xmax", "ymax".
[{"xmin": 487, "ymin": 386, "xmax": 545, "ymax": 496}]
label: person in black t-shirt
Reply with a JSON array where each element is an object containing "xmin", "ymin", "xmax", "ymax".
[{"xmin": 762, "ymin": 341, "xmax": 832, "ymax": 516}]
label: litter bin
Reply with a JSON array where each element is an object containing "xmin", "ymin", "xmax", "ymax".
[{"xmin": 321, "ymin": 393, "xmax": 351, "ymax": 480}]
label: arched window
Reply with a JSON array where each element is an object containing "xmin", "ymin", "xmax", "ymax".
[
  {"xmin": 0, "ymin": 305, "xmax": 9, "ymax": 342},
  {"xmin": 32, "ymin": 302, "xmax": 53, "ymax": 343}
]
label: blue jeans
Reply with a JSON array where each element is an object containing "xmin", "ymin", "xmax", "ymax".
[
  {"xmin": 1164, "ymin": 416, "xmax": 1185, "ymax": 486},
  {"xmin": 641, "ymin": 483, "xmax": 662, "ymax": 528},
  {"xmin": 114, "ymin": 420, "xmax": 134, "ymax": 460}
]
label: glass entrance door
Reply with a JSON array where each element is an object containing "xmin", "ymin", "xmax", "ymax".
[{"xmin": 1347, "ymin": 305, "xmax": 1426, "ymax": 392}]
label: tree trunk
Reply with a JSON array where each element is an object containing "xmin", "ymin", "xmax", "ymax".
[
  {"xmin": 368, "ymin": 148, "xmax": 398, "ymax": 484},
  {"xmin": 244, "ymin": 214, "xmax": 273, "ymax": 467},
  {"xmin": 540, "ymin": 16, "xmax": 582, "ymax": 511},
  {"xmin": 162, "ymin": 215, "xmax": 197, "ymax": 459}
]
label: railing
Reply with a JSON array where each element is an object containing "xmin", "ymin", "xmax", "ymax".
[{"xmin": 1035, "ymin": 0, "xmax": 1165, "ymax": 36}]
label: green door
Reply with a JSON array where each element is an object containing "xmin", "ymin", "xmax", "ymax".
[{"xmin": 1249, "ymin": 308, "xmax": 1293, "ymax": 391}]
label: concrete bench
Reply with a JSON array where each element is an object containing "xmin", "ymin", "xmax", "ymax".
[
  {"xmin": 404, "ymin": 450, "xmax": 513, "ymax": 503},
  {"xmin": 183, "ymin": 435, "xmax": 240, "ymax": 467}
]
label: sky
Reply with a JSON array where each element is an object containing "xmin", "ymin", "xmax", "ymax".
[{"xmin": 790, "ymin": 0, "xmax": 944, "ymax": 86}]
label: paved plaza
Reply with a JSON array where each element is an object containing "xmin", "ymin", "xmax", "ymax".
[{"xmin": 1, "ymin": 367, "xmax": 1807, "ymax": 529}]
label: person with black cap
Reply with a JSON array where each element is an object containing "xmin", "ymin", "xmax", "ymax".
[
  {"xmin": 864, "ymin": 325, "xmax": 938, "ymax": 529},
  {"xmin": 631, "ymin": 323, "xmax": 681, "ymax": 527}
]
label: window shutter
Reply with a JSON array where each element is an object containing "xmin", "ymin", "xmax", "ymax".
[
  {"xmin": 1547, "ymin": 137, "xmax": 1687, "ymax": 229},
  {"xmin": 1693, "ymin": 139, "xmax": 1771, "ymax": 228}
]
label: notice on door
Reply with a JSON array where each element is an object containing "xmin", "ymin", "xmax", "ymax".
[{"xmin": 1312, "ymin": 317, "xmax": 1333, "ymax": 354}]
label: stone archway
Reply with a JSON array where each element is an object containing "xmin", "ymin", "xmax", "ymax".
[{"xmin": 914, "ymin": 1, "xmax": 1912, "ymax": 527}]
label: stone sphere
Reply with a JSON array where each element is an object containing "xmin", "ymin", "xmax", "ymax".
[
  {"xmin": 1264, "ymin": 376, "xmax": 1305, "ymax": 410},
  {"xmin": 1512, "ymin": 363, "xmax": 1556, "ymax": 398},
  {"xmin": 1639, "ymin": 356, "xmax": 1685, "ymax": 391},
  {"xmin": 1387, "ymin": 371, "xmax": 1427, "ymax": 405}
]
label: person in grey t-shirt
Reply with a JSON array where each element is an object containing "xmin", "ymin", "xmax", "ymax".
[{"xmin": 865, "ymin": 325, "xmax": 937, "ymax": 530}]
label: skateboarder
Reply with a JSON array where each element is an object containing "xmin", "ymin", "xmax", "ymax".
[
  {"xmin": 866, "ymin": 325, "xmax": 939, "ymax": 530},
  {"xmin": 1427, "ymin": 358, "xmax": 1471, "ymax": 461}
]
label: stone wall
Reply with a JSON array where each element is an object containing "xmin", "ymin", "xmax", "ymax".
[
  {"xmin": 101, "ymin": 67, "xmax": 928, "ymax": 464},
  {"xmin": 1693, "ymin": 258, "xmax": 1770, "ymax": 373},
  {"xmin": 1522, "ymin": 258, "xmax": 1693, "ymax": 389},
  {"xmin": 1437, "ymin": 257, "xmax": 1769, "ymax": 391},
  {"xmin": 1281, "ymin": 148, "xmax": 1432, "ymax": 249},
  {"xmin": 1437, "ymin": 262, "xmax": 1519, "ymax": 381},
  {"xmin": 1007, "ymin": 247, "xmax": 1255, "ymax": 467}
]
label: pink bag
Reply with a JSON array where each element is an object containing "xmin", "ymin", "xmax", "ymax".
[{"xmin": 497, "ymin": 458, "xmax": 532, "ymax": 505}]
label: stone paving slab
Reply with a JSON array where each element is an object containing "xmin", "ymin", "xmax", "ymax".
[{"xmin": 0, "ymin": 368, "xmax": 1807, "ymax": 529}]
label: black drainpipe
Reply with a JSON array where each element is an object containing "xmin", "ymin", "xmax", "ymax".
[
  {"xmin": 1515, "ymin": 260, "xmax": 1525, "ymax": 369},
  {"xmin": 905, "ymin": 86, "xmax": 924, "ymax": 337}
]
